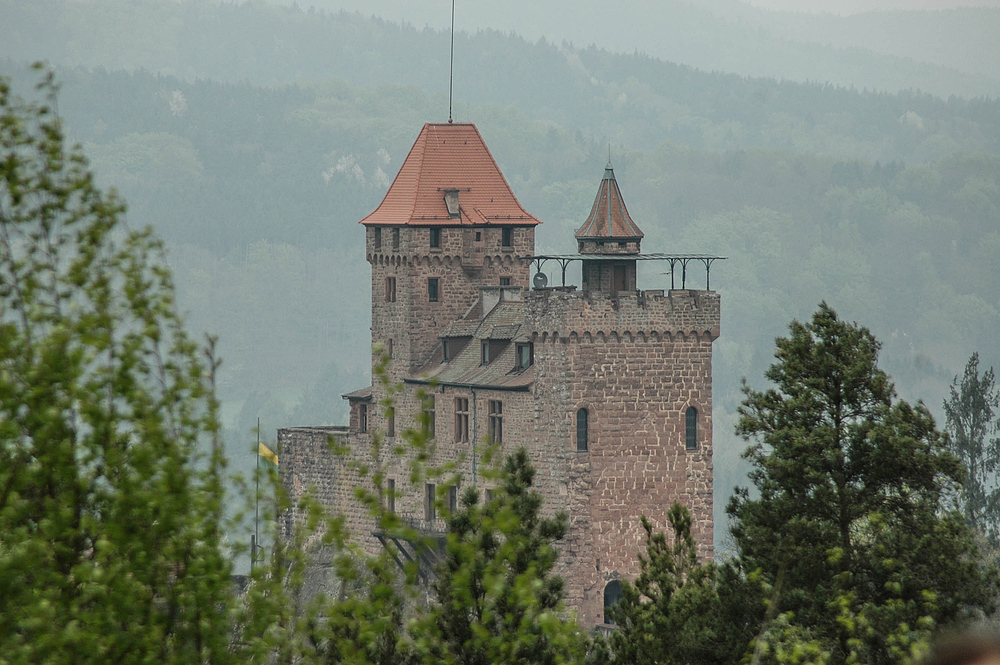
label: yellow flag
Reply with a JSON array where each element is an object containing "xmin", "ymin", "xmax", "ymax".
[{"xmin": 258, "ymin": 442, "xmax": 279, "ymax": 466}]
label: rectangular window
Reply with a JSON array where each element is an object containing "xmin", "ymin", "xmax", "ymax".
[
  {"xmin": 385, "ymin": 276, "xmax": 396, "ymax": 302},
  {"xmin": 430, "ymin": 227, "xmax": 441, "ymax": 248},
  {"xmin": 387, "ymin": 407, "xmax": 395, "ymax": 437},
  {"xmin": 455, "ymin": 397, "xmax": 469, "ymax": 443},
  {"xmin": 358, "ymin": 403, "xmax": 368, "ymax": 433},
  {"xmin": 374, "ymin": 227, "xmax": 382, "ymax": 251},
  {"xmin": 448, "ymin": 485, "xmax": 458, "ymax": 513},
  {"xmin": 502, "ymin": 227, "xmax": 512, "ymax": 247},
  {"xmin": 423, "ymin": 395, "xmax": 435, "ymax": 439},
  {"xmin": 428, "ymin": 278, "xmax": 439, "ymax": 302},
  {"xmin": 475, "ymin": 231, "xmax": 482, "ymax": 241},
  {"xmin": 425, "ymin": 483, "xmax": 436, "ymax": 522},
  {"xmin": 391, "ymin": 228, "xmax": 400, "ymax": 250},
  {"xmin": 386, "ymin": 478, "xmax": 395, "ymax": 514},
  {"xmin": 516, "ymin": 343, "xmax": 533, "ymax": 370},
  {"xmin": 442, "ymin": 340, "xmax": 450, "ymax": 363},
  {"xmin": 488, "ymin": 400, "xmax": 503, "ymax": 444},
  {"xmin": 481, "ymin": 340, "xmax": 489, "ymax": 366},
  {"xmin": 500, "ymin": 277, "xmax": 511, "ymax": 286},
  {"xmin": 486, "ymin": 488, "xmax": 495, "ymax": 503},
  {"xmin": 387, "ymin": 338, "xmax": 393, "ymax": 359},
  {"xmin": 577, "ymin": 408, "xmax": 589, "ymax": 452}
]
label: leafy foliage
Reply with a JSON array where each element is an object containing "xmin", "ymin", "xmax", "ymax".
[
  {"xmin": 729, "ymin": 303, "xmax": 997, "ymax": 664},
  {"xmin": 944, "ymin": 352, "xmax": 1000, "ymax": 542},
  {"xmin": 0, "ymin": 66, "xmax": 233, "ymax": 663}
]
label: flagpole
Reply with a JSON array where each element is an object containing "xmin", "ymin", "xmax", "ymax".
[{"xmin": 253, "ymin": 416, "xmax": 260, "ymax": 572}]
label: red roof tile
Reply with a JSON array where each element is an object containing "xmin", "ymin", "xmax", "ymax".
[
  {"xmin": 575, "ymin": 163, "xmax": 644, "ymax": 240},
  {"xmin": 360, "ymin": 123, "xmax": 541, "ymax": 227}
]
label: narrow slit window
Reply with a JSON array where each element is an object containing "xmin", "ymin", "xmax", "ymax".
[
  {"xmin": 387, "ymin": 407, "xmax": 395, "ymax": 438},
  {"xmin": 685, "ymin": 406, "xmax": 698, "ymax": 450},
  {"xmin": 577, "ymin": 408, "xmax": 588, "ymax": 451},
  {"xmin": 448, "ymin": 485, "xmax": 458, "ymax": 513},
  {"xmin": 358, "ymin": 403, "xmax": 368, "ymax": 433},
  {"xmin": 391, "ymin": 228, "xmax": 399, "ymax": 250},
  {"xmin": 385, "ymin": 276, "xmax": 396, "ymax": 302},
  {"xmin": 425, "ymin": 483, "xmax": 436, "ymax": 521},
  {"xmin": 374, "ymin": 227, "xmax": 382, "ymax": 251},
  {"xmin": 386, "ymin": 478, "xmax": 395, "ymax": 514}
]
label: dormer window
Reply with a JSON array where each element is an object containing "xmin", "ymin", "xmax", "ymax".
[
  {"xmin": 442, "ymin": 340, "xmax": 450, "ymax": 363},
  {"xmin": 430, "ymin": 228, "xmax": 441, "ymax": 248},
  {"xmin": 481, "ymin": 340, "xmax": 489, "ymax": 366},
  {"xmin": 516, "ymin": 343, "xmax": 533, "ymax": 371},
  {"xmin": 444, "ymin": 189, "xmax": 460, "ymax": 218}
]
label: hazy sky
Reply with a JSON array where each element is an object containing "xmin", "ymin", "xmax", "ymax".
[{"xmin": 742, "ymin": 0, "xmax": 1000, "ymax": 13}]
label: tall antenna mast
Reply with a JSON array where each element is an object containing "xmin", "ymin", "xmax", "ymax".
[{"xmin": 448, "ymin": 0, "xmax": 456, "ymax": 123}]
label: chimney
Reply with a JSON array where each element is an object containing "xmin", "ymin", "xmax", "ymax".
[{"xmin": 443, "ymin": 189, "xmax": 460, "ymax": 218}]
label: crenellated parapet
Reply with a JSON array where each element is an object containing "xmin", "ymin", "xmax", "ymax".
[{"xmin": 525, "ymin": 288, "xmax": 721, "ymax": 342}]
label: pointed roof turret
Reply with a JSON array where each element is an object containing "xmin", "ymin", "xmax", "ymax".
[
  {"xmin": 360, "ymin": 123, "xmax": 541, "ymax": 227},
  {"xmin": 575, "ymin": 161, "xmax": 644, "ymax": 242}
]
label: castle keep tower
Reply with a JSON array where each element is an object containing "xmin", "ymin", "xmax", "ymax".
[{"xmin": 279, "ymin": 124, "xmax": 721, "ymax": 629}]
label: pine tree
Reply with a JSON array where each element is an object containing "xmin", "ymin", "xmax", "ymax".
[
  {"xmin": 944, "ymin": 352, "xmax": 1000, "ymax": 542},
  {"xmin": 0, "ymin": 67, "xmax": 235, "ymax": 663},
  {"xmin": 416, "ymin": 448, "xmax": 587, "ymax": 665},
  {"xmin": 729, "ymin": 303, "xmax": 996, "ymax": 664}
]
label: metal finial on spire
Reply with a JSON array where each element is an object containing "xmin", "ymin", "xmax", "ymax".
[
  {"xmin": 448, "ymin": 0, "xmax": 456, "ymax": 123},
  {"xmin": 608, "ymin": 142, "xmax": 612, "ymax": 166}
]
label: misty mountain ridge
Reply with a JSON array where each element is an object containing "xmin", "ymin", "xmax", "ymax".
[{"xmin": 2, "ymin": 0, "xmax": 999, "ymax": 100}]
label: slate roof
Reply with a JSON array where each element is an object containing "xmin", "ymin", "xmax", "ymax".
[
  {"xmin": 360, "ymin": 123, "xmax": 542, "ymax": 227},
  {"xmin": 341, "ymin": 386, "xmax": 373, "ymax": 401},
  {"xmin": 575, "ymin": 162, "xmax": 644, "ymax": 240},
  {"xmin": 411, "ymin": 300, "xmax": 533, "ymax": 390}
]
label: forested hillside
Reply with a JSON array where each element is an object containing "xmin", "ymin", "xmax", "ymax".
[{"xmin": 2, "ymin": 0, "xmax": 998, "ymax": 547}]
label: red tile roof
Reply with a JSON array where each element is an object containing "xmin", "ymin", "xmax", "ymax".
[
  {"xmin": 575, "ymin": 163, "xmax": 644, "ymax": 240},
  {"xmin": 360, "ymin": 123, "xmax": 542, "ymax": 227}
]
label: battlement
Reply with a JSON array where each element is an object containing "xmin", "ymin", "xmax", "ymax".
[{"xmin": 525, "ymin": 288, "xmax": 720, "ymax": 341}]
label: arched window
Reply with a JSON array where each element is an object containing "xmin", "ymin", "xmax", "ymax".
[
  {"xmin": 685, "ymin": 406, "xmax": 698, "ymax": 450},
  {"xmin": 603, "ymin": 580, "xmax": 623, "ymax": 624},
  {"xmin": 576, "ymin": 408, "xmax": 588, "ymax": 451}
]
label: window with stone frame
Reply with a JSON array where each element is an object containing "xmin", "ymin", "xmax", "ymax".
[
  {"xmin": 386, "ymin": 478, "xmax": 395, "ymax": 514},
  {"xmin": 391, "ymin": 227, "xmax": 399, "ymax": 250},
  {"xmin": 374, "ymin": 227, "xmax": 382, "ymax": 251},
  {"xmin": 428, "ymin": 278, "xmax": 439, "ymax": 302},
  {"xmin": 385, "ymin": 276, "xmax": 396, "ymax": 302},
  {"xmin": 430, "ymin": 227, "xmax": 441, "ymax": 248},
  {"xmin": 500, "ymin": 277, "xmax": 511, "ymax": 286},
  {"xmin": 488, "ymin": 400, "xmax": 503, "ymax": 444},
  {"xmin": 425, "ymin": 483, "xmax": 435, "ymax": 521},
  {"xmin": 358, "ymin": 403, "xmax": 368, "ymax": 433},
  {"xmin": 685, "ymin": 406, "xmax": 698, "ymax": 450},
  {"xmin": 422, "ymin": 395, "xmax": 435, "ymax": 439},
  {"xmin": 454, "ymin": 397, "xmax": 469, "ymax": 443},
  {"xmin": 577, "ymin": 408, "xmax": 588, "ymax": 451},
  {"xmin": 387, "ymin": 407, "xmax": 395, "ymax": 438},
  {"xmin": 502, "ymin": 227, "xmax": 513, "ymax": 247},
  {"xmin": 387, "ymin": 338, "xmax": 393, "ymax": 359}
]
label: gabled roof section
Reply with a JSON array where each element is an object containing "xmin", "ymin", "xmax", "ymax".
[
  {"xmin": 575, "ymin": 162, "xmax": 644, "ymax": 240},
  {"xmin": 360, "ymin": 123, "xmax": 542, "ymax": 227}
]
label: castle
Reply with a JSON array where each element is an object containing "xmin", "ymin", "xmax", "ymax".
[{"xmin": 278, "ymin": 121, "xmax": 721, "ymax": 627}]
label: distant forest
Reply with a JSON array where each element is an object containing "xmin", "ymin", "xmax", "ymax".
[{"xmin": 2, "ymin": 0, "xmax": 998, "ymax": 545}]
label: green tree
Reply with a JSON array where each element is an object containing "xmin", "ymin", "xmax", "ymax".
[
  {"xmin": 729, "ymin": 303, "xmax": 996, "ymax": 665},
  {"xmin": 606, "ymin": 503, "xmax": 753, "ymax": 665},
  {"xmin": 416, "ymin": 448, "xmax": 587, "ymax": 665},
  {"xmin": 0, "ymin": 67, "xmax": 234, "ymax": 663},
  {"xmin": 944, "ymin": 352, "xmax": 1000, "ymax": 542}
]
